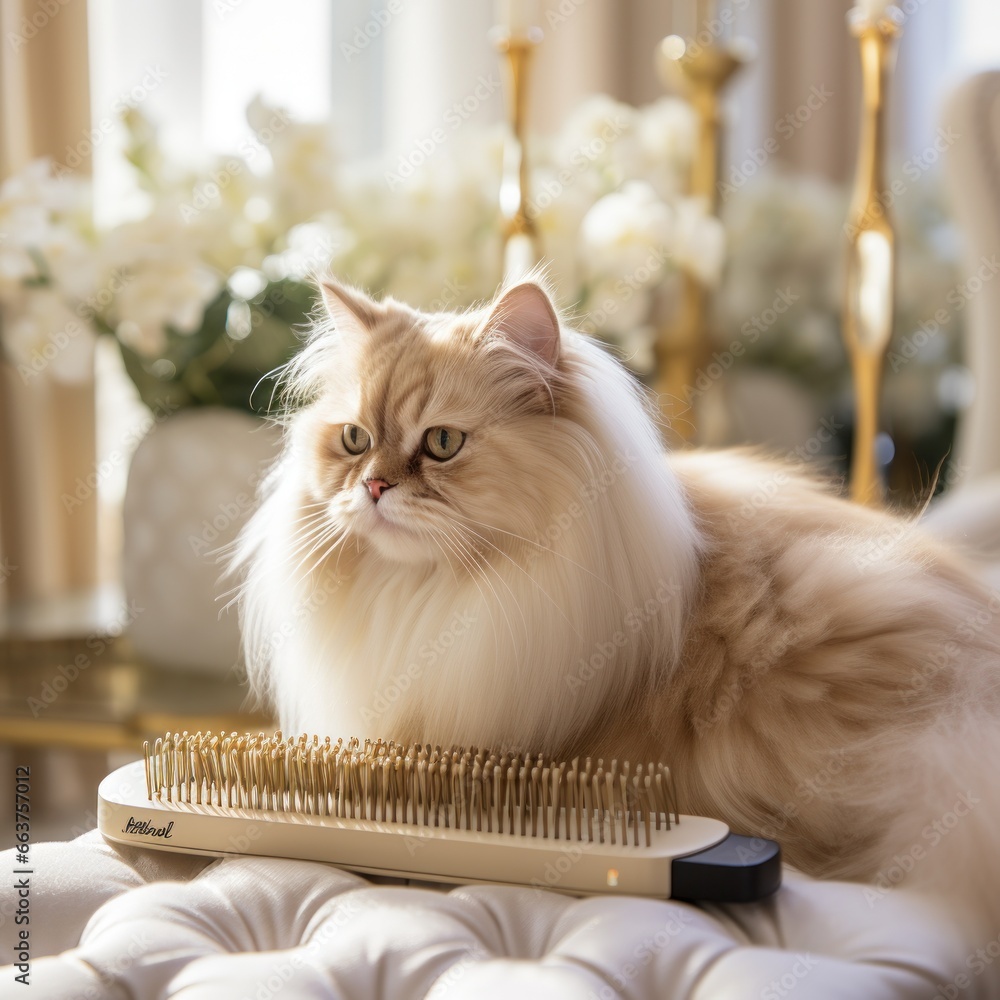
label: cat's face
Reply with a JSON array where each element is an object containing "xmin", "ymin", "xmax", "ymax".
[{"xmin": 294, "ymin": 279, "xmax": 565, "ymax": 564}]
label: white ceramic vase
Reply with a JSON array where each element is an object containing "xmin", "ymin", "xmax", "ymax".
[{"xmin": 122, "ymin": 407, "xmax": 282, "ymax": 675}]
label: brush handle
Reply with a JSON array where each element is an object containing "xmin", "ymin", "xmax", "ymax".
[
  {"xmin": 672, "ymin": 834, "xmax": 782, "ymax": 902},
  {"xmin": 98, "ymin": 761, "xmax": 780, "ymax": 901}
]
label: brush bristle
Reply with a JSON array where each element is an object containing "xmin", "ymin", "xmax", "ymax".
[{"xmin": 144, "ymin": 731, "xmax": 680, "ymax": 847}]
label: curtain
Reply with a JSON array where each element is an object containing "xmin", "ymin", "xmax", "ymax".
[{"xmin": 0, "ymin": 0, "xmax": 97, "ymax": 606}]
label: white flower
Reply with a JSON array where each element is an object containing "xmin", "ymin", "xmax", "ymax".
[
  {"xmin": 41, "ymin": 226, "xmax": 98, "ymax": 302},
  {"xmin": 632, "ymin": 98, "xmax": 698, "ymax": 200},
  {"xmin": 265, "ymin": 217, "xmax": 350, "ymax": 282},
  {"xmin": 0, "ymin": 159, "xmax": 95, "ymax": 303},
  {"xmin": 111, "ymin": 258, "xmax": 218, "ymax": 351},
  {"xmin": 583, "ymin": 276, "xmax": 652, "ymax": 338},
  {"xmin": 531, "ymin": 169, "xmax": 600, "ymax": 303},
  {"xmin": 718, "ymin": 172, "xmax": 845, "ymax": 337},
  {"xmin": 551, "ymin": 95, "xmax": 638, "ymax": 190},
  {"xmin": 100, "ymin": 204, "xmax": 222, "ymax": 355},
  {"xmin": 115, "ymin": 318, "xmax": 167, "ymax": 357},
  {"xmin": 0, "ymin": 234, "xmax": 38, "ymax": 297},
  {"xmin": 671, "ymin": 197, "xmax": 726, "ymax": 286},
  {"xmin": 1, "ymin": 287, "xmax": 95, "ymax": 383},
  {"xmin": 255, "ymin": 95, "xmax": 340, "ymax": 230},
  {"xmin": 580, "ymin": 181, "xmax": 674, "ymax": 280}
]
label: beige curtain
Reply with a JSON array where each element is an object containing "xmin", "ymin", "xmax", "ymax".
[
  {"xmin": 529, "ymin": 0, "xmax": 859, "ymax": 184},
  {"xmin": 0, "ymin": 0, "xmax": 97, "ymax": 606},
  {"xmin": 380, "ymin": 1, "xmax": 864, "ymax": 185}
]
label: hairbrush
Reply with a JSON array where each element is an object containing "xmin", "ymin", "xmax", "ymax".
[{"xmin": 97, "ymin": 731, "xmax": 781, "ymax": 902}]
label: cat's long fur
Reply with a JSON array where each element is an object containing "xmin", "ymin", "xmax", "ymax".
[{"xmin": 236, "ymin": 277, "xmax": 1000, "ymax": 933}]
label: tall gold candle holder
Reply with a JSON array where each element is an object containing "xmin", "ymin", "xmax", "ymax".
[
  {"xmin": 842, "ymin": 4, "xmax": 902, "ymax": 505},
  {"xmin": 492, "ymin": 22, "xmax": 543, "ymax": 282},
  {"xmin": 654, "ymin": 31, "xmax": 751, "ymax": 445}
]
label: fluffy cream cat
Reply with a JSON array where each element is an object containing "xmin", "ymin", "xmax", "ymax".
[{"xmin": 237, "ymin": 277, "xmax": 1000, "ymax": 927}]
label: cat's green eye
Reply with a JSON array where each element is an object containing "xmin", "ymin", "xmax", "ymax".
[
  {"xmin": 342, "ymin": 424, "xmax": 371, "ymax": 455},
  {"xmin": 423, "ymin": 427, "xmax": 466, "ymax": 461}
]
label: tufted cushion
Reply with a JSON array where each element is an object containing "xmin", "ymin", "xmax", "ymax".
[{"xmin": 1, "ymin": 831, "xmax": 992, "ymax": 999}]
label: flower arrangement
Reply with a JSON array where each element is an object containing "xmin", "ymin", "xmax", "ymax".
[
  {"xmin": 0, "ymin": 94, "xmax": 964, "ymax": 451},
  {"xmin": 0, "ymin": 95, "xmax": 720, "ymax": 412}
]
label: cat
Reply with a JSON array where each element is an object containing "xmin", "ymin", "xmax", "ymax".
[{"xmin": 236, "ymin": 275, "xmax": 1000, "ymax": 932}]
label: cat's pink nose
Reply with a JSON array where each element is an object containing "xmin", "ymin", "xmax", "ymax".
[{"xmin": 365, "ymin": 479, "xmax": 396, "ymax": 502}]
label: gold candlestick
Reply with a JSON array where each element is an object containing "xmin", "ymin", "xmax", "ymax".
[
  {"xmin": 492, "ymin": 25, "xmax": 543, "ymax": 282},
  {"xmin": 842, "ymin": 5, "xmax": 901, "ymax": 505},
  {"xmin": 654, "ymin": 32, "xmax": 750, "ymax": 445}
]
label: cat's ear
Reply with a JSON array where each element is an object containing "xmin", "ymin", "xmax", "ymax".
[
  {"xmin": 483, "ymin": 282, "xmax": 560, "ymax": 367},
  {"xmin": 320, "ymin": 278, "xmax": 381, "ymax": 336}
]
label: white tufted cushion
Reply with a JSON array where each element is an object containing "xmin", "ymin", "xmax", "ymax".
[{"xmin": 2, "ymin": 830, "xmax": 993, "ymax": 999}]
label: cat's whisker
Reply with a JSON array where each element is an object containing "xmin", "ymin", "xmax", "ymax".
[
  {"xmin": 302, "ymin": 527, "xmax": 352, "ymax": 578},
  {"xmin": 285, "ymin": 525, "xmax": 341, "ymax": 569},
  {"xmin": 286, "ymin": 516, "xmax": 336, "ymax": 549},
  {"xmin": 427, "ymin": 533, "xmax": 459, "ymax": 583},
  {"xmin": 438, "ymin": 523, "xmax": 525, "ymax": 652},
  {"xmin": 218, "ymin": 509, "xmax": 333, "ymax": 613},
  {"xmin": 437, "ymin": 525, "xmax": 520, "ymax": 649},
  {"xmin": 332, "ymin": 525, "xmax": 354, "ymax": 580},
  {"xmin": 287, "ymin": 499, "xmax": 337, "ymax": 526},
  {"xmin": 452, "ymin": 530, "xmax": 532, "ymax": 642},
  {"xmin": 275, "ymin": 512, "xmax": 333, "ymax": 555},
  {"xmin": 428, "ymin": 532, "xmax": 496, "ymax": 640},
  {"xmin": 286, "ymin": 519, "xmax": 349, "ymax": 577},
  {"xmin": 286, "ymin": 512, "xmax": 330, "ymax": 537},
  {"xmin": 423, "ymin": 527, "xmax": 461, "ymax": 586},
  {"xmin": 432, "ymin": 531, "xmax": 505, "ymax": 664},
  {"xmin": 286, "ymin": 506, "xmax": 332, "ymax": 525},
  {"xmin": 445, "ymin": 517, "xmax": 583, "ymax": 641},
  {"xmin": 218, "ymin": 584, "xmax": 245, "ymax": 615},
  {"xmin": 454, "ymin": 512, "xmax": 631, "ymax": 610},
  {"xmin": 290, "ymin": 539, "xmax": 338, "ymax": 578}
]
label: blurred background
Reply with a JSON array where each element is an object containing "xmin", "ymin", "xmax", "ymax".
[{"xmin": 3, "ymin": 0, "xmax": 1000, "ymax": 839}]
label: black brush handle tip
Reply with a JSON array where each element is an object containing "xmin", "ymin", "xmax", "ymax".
[{"xmin": 671, "ymin": 833, "xmax": 782, "ymax": 903}]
